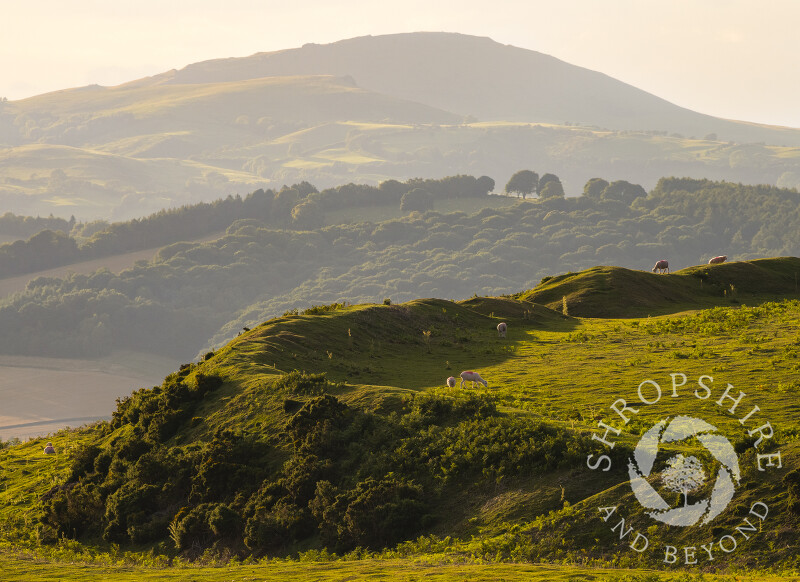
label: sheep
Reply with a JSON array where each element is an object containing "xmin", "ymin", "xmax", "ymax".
[
  {"xmin": 709, "ymin": 255, "xmax": 727, "ymax": 265},
  {"xmin": 43, "ymin": 442, "xmax": 55, "ymax": 454},
  {"xmin": 497, "ymin": 322, "xmax": 507, "ymax": 338},
  {"xmin": 652, "ymin": 259, "xmax": 670, "ymax": 274},
  {"xmin": 460, "ymin": 370, "xmax": 488, "ymax": 388},
  {"xmin": 446, "ymin": 376, "xmax": 456, "ymax": 388}
]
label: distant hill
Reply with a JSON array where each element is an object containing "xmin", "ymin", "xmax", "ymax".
[
  {"xmin": 147, "ymin": 32, "xmax": 800, "ymax": 144},
  {"xmin": 2, "ymin": 32, "xmax": 800, "ymax": 219}
]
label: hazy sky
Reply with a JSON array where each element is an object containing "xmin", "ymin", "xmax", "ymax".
[{"xmin": 3, "ymin": 0, "xmax": 799, "ymax": 128}]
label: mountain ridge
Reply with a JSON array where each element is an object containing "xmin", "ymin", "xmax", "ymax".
[
  {"xmin": 3, "ymin": 32, "xmax": 800, "ymax": 219},
  {"xmin": 136, "ymin": 31, "xmax": 800, "ymax": 141}
]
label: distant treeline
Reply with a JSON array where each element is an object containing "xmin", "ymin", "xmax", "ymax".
[
  {"xmin": 0, "ymin": 176, "xmax": 798, "ymax": 359},
  {"xmin": 0, "ymin": 212, "xmax": 75, "ymax": 239},
  {"xmin": 0, "ymin": 174, "xmax": 495, "ymax": 278}
]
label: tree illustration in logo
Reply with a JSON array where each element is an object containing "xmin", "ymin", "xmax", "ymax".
[
  {"xmin": 661, "ymin": 454, "xmax": 706, "ymax": 507},
  {"xmin": 628, "ymin": 415, "xmax": 740, "ymax": 527}
]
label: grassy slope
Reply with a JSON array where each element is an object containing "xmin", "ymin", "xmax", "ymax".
[
  {"xmin": 519, "ymin": 257, "xmax": 800, "ymax": 317},
  {"xmin": 1, "ymin": 259, "xmax": 799, "ymax": 576}
]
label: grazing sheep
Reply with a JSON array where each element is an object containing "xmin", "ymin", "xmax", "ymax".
[
  {"xmin": 43, "ymin": 442, "xmax": 55, "ymax": 454},
  {"xmin": 652, "ymin": 259, "xmax": 670, "ymax": 274},
  {"xmin": 460, "ymin": 370, "xmax": 488, "ymax": 388},
  {"xmin": 446, "ymin": 376, "xmax": 456, "ymax": 388},
  {"xmin": 709, "ymin": 255, "xmax": 727, "ymax": 265},
  {"xmin": 497, "ymin": 322, "xmax": 507, "ymax": 338}
]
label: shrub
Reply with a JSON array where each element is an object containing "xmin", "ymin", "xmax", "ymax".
[
  {"xmin": 312, "ymin": 477, "xmax": 429, "ymax": 551},
  {"xmin": 243, "ymin": 501, "xmax": 313, "ymax": 552},
  {"xmin": 273, "ymin": 370, "xmax": 333, "ymax": 396}
]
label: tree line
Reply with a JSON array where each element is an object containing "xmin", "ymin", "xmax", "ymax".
[
  {"xmin": 0, "ymin": 174, "xmax": 496, "ymax": 278},
  {"xmin": 0, "ymin": 176, "xmax": 798, "ymax": 359}
]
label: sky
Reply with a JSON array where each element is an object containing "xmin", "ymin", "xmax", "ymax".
[{"xmin": 3, "ymin": 0, "xmax": 799, "ymax": 128}]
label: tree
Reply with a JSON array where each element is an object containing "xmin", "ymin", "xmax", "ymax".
[
  {"xmin": 538, "ymin": 173, "xmax": 560, "ymax": 191},
  {"xmin": 476, "ymin": 175, "xmax": 495, "ymax": 196},
  {"xmin": 378, "ymin": 179, "xmax": 407, "ymax": 203},
  {"xmin": 505, "ymin": 170, "xmax": 538, "ymax": 199},
  {"xmin": 539, "ymin": 177, "xmax": 565, "ymax": 199},
  {"xmin": 583, "ymin": 178, "xmax": 609, "ymax": 199},
  {"xmin": 400, "ymin": 188, "xmax": 433, "ymax": 212},
  {"xmin": 291, "ymin": 200, "xmax": 324, "ymax": 230},
  {"xmin": 272, "ymin": 187, "xmax": 301, "ymax": 220},
  {"xmin": 602, "ymin": 180, "xmax": 647, "ymax": 205},
  {"xmin": 661, "ymin": 454, "xmax": 706, "ymax": 506},
  {"xmin": 291, "ymin": 181, "xmax": 319, "ymax": 197}
]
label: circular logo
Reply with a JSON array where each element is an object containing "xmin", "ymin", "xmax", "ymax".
[{"xmin": 628, "ymin": 415, "xmax": 741, "ymax": 527}]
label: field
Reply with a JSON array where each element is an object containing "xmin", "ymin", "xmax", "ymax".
[
  {"xmin": 0, "ymin": 351, "xmax": 178, "ymax": 440},
  {"xmin": 0, "ymin": 260, "xmax": 798, "ymax": 578},
  {"xmin": 0, "ymin": 554, "xmax": 793, "ymax": 582},
  {"xmin": 0, "ymin": 229, "xmax": 226, "ymax": 299}
]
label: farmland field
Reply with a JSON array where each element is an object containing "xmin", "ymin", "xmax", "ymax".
[{"xmin": 0, "ymin": 351, "xmax": 178, "ymax": 440}]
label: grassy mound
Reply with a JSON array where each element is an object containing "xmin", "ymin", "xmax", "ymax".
[{"xmin": 518, "ymin": 257, "xmax": 800, "ymax": 317}]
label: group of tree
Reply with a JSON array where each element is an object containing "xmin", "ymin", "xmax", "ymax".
[
  {"xmin": 0, "ymin": 212, "xmax": 75, "ymax": 240},
  {"xmin": 1, "ymin": 176, "xmax": 798, "ymax": 359},
  {"xmin": 41, "ymin": 364, "xmax": 611, "ymax": 556},
  {"xmin": 0, "ymin": 174, "xmax": 495, "ymax": 279}
]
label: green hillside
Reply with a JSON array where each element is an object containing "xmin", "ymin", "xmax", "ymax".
[
  {"xmin": 0, "ymin": 260, "xmax": 798, "ymax": 577},
  {"xmin": 519, "ymin": 257, "xmax": 800, "ymax": 317}
]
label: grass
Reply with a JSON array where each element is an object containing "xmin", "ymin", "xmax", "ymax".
[
  {"xmin": 1, "ymin": 260, "xmax": 800, "ymax": 576},
  {"xmin": 1, "ymin": 552, "xmax": 789, "ymax": 582},
  {"xmin": 518, "ymin": 258, "xmax": 800, "ymax": 318}
]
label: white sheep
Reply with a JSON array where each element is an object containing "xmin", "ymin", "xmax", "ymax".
[
  {"xmin": 446, "ymin": 376, "xmax": 456, "ymax": 388},
  {"xmin": 460, "ymin": 370, "xmax": 488, "ymax": 388},
  {"xmin": 497, "ymin": 322, "xmax": 507, "ymax": 338},
  {"xmin": 652, "ymin": 259, "xmax": 670, "ymax": 274}
]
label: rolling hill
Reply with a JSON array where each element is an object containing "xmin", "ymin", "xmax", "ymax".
[
  {"xmin": 519, "ymin": 257, "xmax": 800, "ymax": 318},
  {"xmin": 144, "ymin": 32, "xmax": 800, "ymax": 145},
  {"xmin": 3, "ymin": 33, "xmax": 800, "ymax": 219},
  {"xmin": 0, "ymin": 259, "xmax": 797, "ymax": 576}
]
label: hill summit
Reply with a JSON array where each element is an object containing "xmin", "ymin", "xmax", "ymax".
[{"xmin": 142, "ymin": 31, "xmax": 800, "ymax": 142}]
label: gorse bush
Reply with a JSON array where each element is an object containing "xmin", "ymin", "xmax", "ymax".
[
  {"xmin": 272, "ymin": 370, "xmax": 338, "ymax": 396},
  {"xmin": 40, "ymin": 370, "xmax": 604, "ymax": 558},
  {"xmin": 302, "ymin": 302, "xmax": 347, "ymax": 315},
  {"xmin": 639, "ymin": 300, "xmax": 799, "ymax": 336},
  {"xmin": 393, "ymin": 416, "xmax": 602, "ymax": 485}
]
